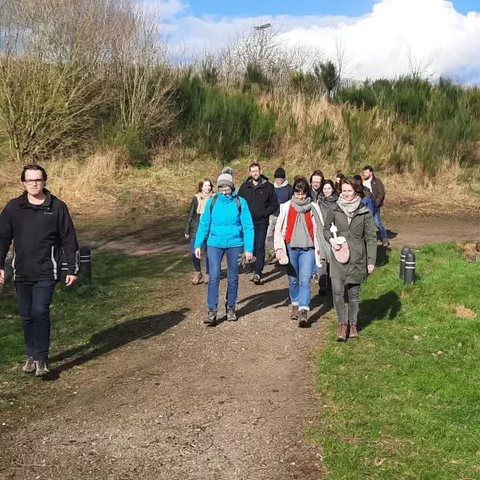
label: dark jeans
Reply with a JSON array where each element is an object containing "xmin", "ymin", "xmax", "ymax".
[
  {"xmin": 16, "ymin": 280, "xmax": 57, "ymax": 362},
  {"xmin": 190, "ymin": 238, "xmax": 209, "ymax": 274},
  {"xmin": 331, "ymin": 277, "xmax": 360, "ymax": 324},
  {"xmin": 207, "ymin": 246, "xmax": 243, "ymax": 310},
  {"xmin": 252, "ymin": 223, "xmax": 268, "ymax": 277}
]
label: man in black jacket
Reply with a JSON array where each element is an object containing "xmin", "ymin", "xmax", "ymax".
[
  {"xmin": 238, "ymin": 163, "xmax": 278, "ymax": 285},
  {"xmin": 362, "ymin": 165, "xmax": 389, "ymax": 247},
  {"xmin": 0, "ymin": 165, "xmax": 79, "ymax": 377}
]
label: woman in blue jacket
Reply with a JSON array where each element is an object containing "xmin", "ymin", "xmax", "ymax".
[{"xmin": 195, "ymin": 171, "xmax": 254, "ymax": 326}]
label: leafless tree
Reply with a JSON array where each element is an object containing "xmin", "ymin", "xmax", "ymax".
[{"xmin": 404, "ymin": 46, "xmax": 435, "ymax": 79}]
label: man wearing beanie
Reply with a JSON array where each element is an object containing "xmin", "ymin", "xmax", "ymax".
[
  {"xmin": 265, "ymin": 167, "xmax": 292, "ymax": 261},
  {"xmin": 238, "ymin": 162, "xmax": 278, "ymax": 285}
]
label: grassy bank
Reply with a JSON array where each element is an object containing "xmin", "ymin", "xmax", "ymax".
[
  {"xmin": 313, "ymin": 243, "xmax": 480, "ymax": 479},
  {"xmin": 1, "ymin": 152, "xmax": 480, "ymax": 220},
  {"xmin": 0, "ymin": 249, "xmax": 191, "ymax": 409}
]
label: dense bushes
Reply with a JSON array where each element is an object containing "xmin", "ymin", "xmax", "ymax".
[
  {"xmin": 175, "ymin": 74, "xmax": 276, "ymax": 161},
  {"xmin": 0, "ymin": 1, "xmax": 479, "ymax": 177}
]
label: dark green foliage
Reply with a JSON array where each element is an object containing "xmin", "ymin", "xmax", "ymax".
[
  {"xmin": 314, "ymin": 60, "xmax": 339, "ymax": 98},
  {"xmin": 200, "ymin": 60, "xmax": 219, "ymax": 86},
  {"xmin": 175, "ymin": 73, "xmax": 276, "ymax": 161},
  {"xmin": 309, "ymin": 118, "xmax": 336, "ymax": 152},
  {"xmin": 243, "ymin": 63, "xmax": 272, "ymax": 93},
  {"xmin": 290, "ymin": 71, "xmax": 321, "ymax": 96}
]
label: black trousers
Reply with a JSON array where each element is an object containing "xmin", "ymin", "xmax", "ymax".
[{"xmin": 252, "ymin": 223, "xmax": 268, "ymax": 277}]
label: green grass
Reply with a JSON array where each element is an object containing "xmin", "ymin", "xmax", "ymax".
[
  {"xmin": 313, "ymin": 242, "xmax": 480, "ymax": 479},
  {"xmin": 0, "ymin": 249, "xmax": 191, "ymax": 408}
]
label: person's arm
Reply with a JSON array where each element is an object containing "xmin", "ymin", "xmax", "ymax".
[
  {"xmin": 265, "ymin": 186, "xmax": 279, "ymax": 217},
  {"xmin": 0, "ymin": 207, "xmax": 13, "ymax": 283},
  {"xmin": 58, "ymin": 203, "xmax": 80, "ymax": 284},
  {"xmin": 194, "ymin": 197, "xmax": 212, "ymax": 249},
  {"xmin": 323, "ymin": 210, "xmax": 334, "ymax": 242},
  {"xmin": 185, "ymin": 198, "xmax": 196, "ymax": 237},
  {"xmin": 374, "ymin": 178, "xmax": 385, "ymax": 208},
  {"xmin": 364, "ymin": 212, "xmax": 377, "ymax": 268},
  {"xmin": 239, "ymin": 198, "xmax": 254, "ymax": 253}
]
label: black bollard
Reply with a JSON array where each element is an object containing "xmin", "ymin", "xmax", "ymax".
[
  {"xmin": 400, "ymin": 246, "xmax": 411, "ymax": 280},
  {"xmin": 79, "ymin": 245, "xmax": 92, "ymax": 282},
  {"xmin": 404, "ymin": 250, "xmax": 416, "ymax": 284}
]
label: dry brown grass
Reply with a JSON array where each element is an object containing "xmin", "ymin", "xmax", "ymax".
[{"xmin": 1, "ymin": 149, "xmax": 480, "ymax": 220}]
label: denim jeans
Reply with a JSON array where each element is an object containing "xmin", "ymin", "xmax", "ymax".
[
  {"xmin": 15, "ymin": 280, "xmax": 57, "ymax": 362},
  {"xmin": 207, "ymin": 246, "xmax": 243, "ymax": 310},
  {"xmin": 252, "ymin": 223, "xmax": 268, "ymax": 277},
  {"xmin": 190, "ymin": 238, "xmax": 209, "ymax": 274},
  {"xmin": 331, "ymin": 277, "xmax": 360, "ymax": 324},
  {"xmin": 373, "ymin": 208, "xmax": 388, "ymax": 239},
  {"xmin": 286, "ymin": 245, "xmax": 316, "ymax": 311}
]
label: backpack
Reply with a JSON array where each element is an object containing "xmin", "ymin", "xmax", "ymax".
[{"xmin": 210, "ymin": 195, "xmax": 242, "ymax": 215}]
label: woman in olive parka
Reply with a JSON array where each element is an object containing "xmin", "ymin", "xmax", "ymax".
[{"xmin": 323, "ymin": 177, "xmax": 377, "ymax": 342}]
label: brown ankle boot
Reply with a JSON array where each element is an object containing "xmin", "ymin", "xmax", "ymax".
[
  {"xmin": 349, "ymin": 323, "xmax": 359, "ymax": 339},
  {"xmin": 290, "ymin": 305, "xmax": 299, "ymax": 320},
  {"xmin": 337, "ymin": 323, "xmax": 347, "ymax": 342},
  {"xmin": 192, "ymin": 272, "xmax": 203, "ymax": 285}
]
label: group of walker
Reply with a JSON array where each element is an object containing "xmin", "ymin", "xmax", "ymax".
[{"xmin": 185, "ymin": 163, "xmax": 388, "ymax": 340}]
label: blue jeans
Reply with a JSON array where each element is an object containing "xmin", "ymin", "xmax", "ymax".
[
  {"xmin": 286, "ymin": 246, "xmax": 316, "ymax": 311},
  {"xmin": 190, "ymin": 238, "xmax": 209, "ymax": 274},
  {"xmin": 373, "ymin": 208, "xmax": 388, "ymax": 239},
  {"xmin": 15, "ymin": 280, "xmax": 57, "ymax": 362},
  {"xmin": 207, "ymin": 246, "xmax": 243, "ymax": 310}
]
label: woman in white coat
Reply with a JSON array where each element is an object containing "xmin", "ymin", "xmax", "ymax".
[{"xmin": 274, "ymin": 176, "xmax": 325, "ymax": 327}]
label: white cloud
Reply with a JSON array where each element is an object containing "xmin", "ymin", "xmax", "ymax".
[{"xmin": 157, "ymin": 0, "xmax": 480, "ymax": 81}]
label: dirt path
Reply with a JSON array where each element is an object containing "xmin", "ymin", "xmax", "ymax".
[
  {"xmin": 0, "ymin": 264, "xmax": 326, "ymax": 480},
  {"xmin": 1, "ymin": 215, "xmax": 479, "ymax": 480}
]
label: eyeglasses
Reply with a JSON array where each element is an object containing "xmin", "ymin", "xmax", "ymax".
[{"xmin": 24, "ymin": 179, "xmax": 44, "ymax": 185}]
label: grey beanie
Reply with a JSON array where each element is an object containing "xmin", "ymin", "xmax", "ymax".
[
  {"xmin": 222, "ymin": 166, "xmax": 234, "ymax": 177},
  {"xmin": 217, "ymin": 172, "xmax": 234, "ymax": 190}
]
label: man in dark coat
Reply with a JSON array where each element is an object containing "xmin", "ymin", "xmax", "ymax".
[
  {"xmin": 238, "ymin": 163, "xmax": 278, "ymax": 285},
  {"xmin": 0, "ymin": 164, "xmax": 79, "ymax": 377},
  {"xmin": 362, "ymin": 165, "xmax": 389, "ymax": 247}
]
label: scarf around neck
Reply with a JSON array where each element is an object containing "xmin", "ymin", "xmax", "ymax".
[
  {"xmin": 274, "ymin": 179, "xmax": 289, "ymax": 189},
  {"xmin": 337, "ymin": 195, "xmax": 362, "ymax": 224},
  {"xmin": 196, "ymin": 192, "xmax": 213, "ymax": 215}
]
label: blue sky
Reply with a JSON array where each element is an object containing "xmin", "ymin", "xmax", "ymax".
[
  {"xmin": 154, "ymin": 0, "xmax": 480, "ymax": 83},
  {"xmin": 186, "ymin": 0, "xmax": 478, "ymax": 18}
]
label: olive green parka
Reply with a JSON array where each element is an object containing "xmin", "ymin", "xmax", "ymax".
[{"xmin": 323, "ymin": 203, "xmax": 377, "ymax": 284}]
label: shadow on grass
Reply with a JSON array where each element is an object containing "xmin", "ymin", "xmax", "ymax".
[
  {"xmin": 48, "ymin": 308, "xmax": 189, "ymax": 379},
  {"xmin": 358, "ymin": 291, "xmax": 401, "ymax": 331},
  {"xmin": 376, "ymin": 245, "xmax": 391, "ymax": 267}
]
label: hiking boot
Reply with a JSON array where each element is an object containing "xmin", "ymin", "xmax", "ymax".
[
  {"xmin": 226, "ymin": 305, "xmax": 237, "ymax": 322},
  {"xmin": 252, "ymin": 274, "xmax": 264, "ymax": 285},
  {"xmin": 204, "ymin": 309, "xmax": 217, "ymax": 326},
  {"xmin": 290, "ymin": 305, "xmax": 299, "ymax": 320},
  {"xmin": 349, "ymin": 323, "xmax": 359, "ymax": 339},
  {"xmin": 192, "ymin": 272, "xmax": 204, "ymax": 285},
  {"xmin": 336, "ymin": 323, "xmax": 348, "ymax": 342},
  {"xmin": 22, "ymin": 357, "xmax": 35, "ymax": 374},
  {"xmin": 34, "ymin": 361, "xmax": 50, "ymax": 377},
  {"xmin": 298, "ymin": 309, "xmax": 310, "ymax": 328},
  {"xmin": 203, "ymin": 275, "xmax": 209, "ymax": 285},
  {"xmin": 382, "ymin": 238, "xmax": 390, "ymax": 247}
]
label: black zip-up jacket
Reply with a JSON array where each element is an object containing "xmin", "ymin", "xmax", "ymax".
[
  {"xmin": 185, "ymin": 196, "xmax": 201, "ymax": 238},
  {"xmin": 238, "ymin": 176, "xmax": 278, "ymax": 226},
  {"xmin": 0, "ymin": 190, "xmax": 79, "ymax": 282}
]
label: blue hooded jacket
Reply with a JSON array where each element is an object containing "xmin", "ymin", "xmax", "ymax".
[{"xmin": 194, "ymin": 192, "xmax": 254, "ymax": 252}]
